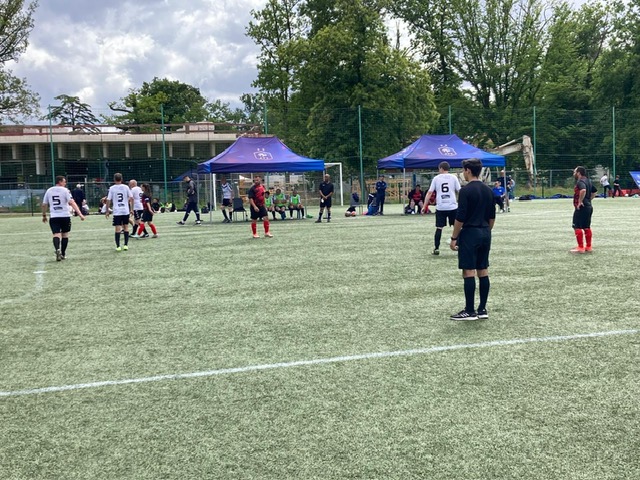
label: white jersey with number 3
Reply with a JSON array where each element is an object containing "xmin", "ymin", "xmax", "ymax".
[
  {"xmin": 428, "ymin": 173, "xmax": 461, "ymax": 211},
  {"xmin": 43, "ymin": 186, "xmax": 73, "ymax": 218},
  {"xmin": 108, "ymin": 184, "xmax": 133, "ymax": 216}
]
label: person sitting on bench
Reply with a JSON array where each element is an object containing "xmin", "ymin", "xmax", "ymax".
[
  {"xmin": 273, "ymin": 188, "xmax": 288, "ymax": 220},
  {"xmin": 288, "ymin": 188, "xmax": 305, "ymax": 219}
]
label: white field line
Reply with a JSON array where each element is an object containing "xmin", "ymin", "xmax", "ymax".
[
  {"xmin": 0, "ymin": 257, "xmax": 46, "ymax": 306},
  {"xmin": 1, "ymin": 329, "xmax": 637, "ymax": 398}
]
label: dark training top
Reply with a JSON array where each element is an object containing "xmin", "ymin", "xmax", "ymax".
[
  {"xmin": 319, "ymin": 181, "xmax": 334, "ymax": 197},
  {"xmin": 456, "ymin": 181, "xmax": 495, "ymax": 228}
]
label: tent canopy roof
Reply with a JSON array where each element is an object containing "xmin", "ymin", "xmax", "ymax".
[
  {"xmin": 198, "ymin": 136, "xmax": 324, "ymax": 174},
  {"xmin": 378, "ymin": 134, "xmax": 505, "ymax": 170}
]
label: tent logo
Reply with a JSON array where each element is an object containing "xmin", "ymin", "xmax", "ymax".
[
  {"xmin": 438, "ymin": 144, "xmax": 456, "ymax": 156},
  {"xmin": 254, "ymin": 148, "xmax": 273, "ymax": 160}
]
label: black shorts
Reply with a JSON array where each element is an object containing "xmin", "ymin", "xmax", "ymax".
[
  {"xmin": 133, "ymin": 209, "xmax": 144, "ymax": 221},
  {"xmin": 572, "ymin": 206, "xmax": 593, "ymax": 229},
  {"xmin": 222, "ymin": 198, "xmax": 232, "ymax": 207},
  {"xmin": 320, "ymin": 197, "xmax": 332, "ymax": 208},
  {"xmin": 112, "ymin": 214, "xmax": 130, "ymax": 226},
  {"xmin": 250, "ymin": 205, "xmax": 269, "ymax": 220},
  {"xmin": 458, "ymin": 228, "xmax": 491, "ymax": 271},
  {"xmin": 49, "ymin": 217, "xmax": 71, "ymax": 234},
  {"xmin": 436, "ymin": 209, "xmax": 457, "ymax": 228},
  {"xmin": 142, "ymin": 211, "xmax": 154, "ymax": 222}
]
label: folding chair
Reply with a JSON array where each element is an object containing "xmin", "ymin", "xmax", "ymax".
[{"xmin": 232, "ymin": 197, "xmax": 248, "ymax": 221}]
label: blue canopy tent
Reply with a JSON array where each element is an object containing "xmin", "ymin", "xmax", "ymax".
[
  {"xmin": 378, "ymin": 134, "xmax": 505, "ymax": 170},
  {"xmin": 197, "ymin": 136, "xmax": 333, "ymax": 215},
  {"xmin": 377, "ymin": 134, "xmax": 505, "ymax": 211}
]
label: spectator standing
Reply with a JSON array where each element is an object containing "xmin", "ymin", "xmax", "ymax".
[
  {"xmin": 425, "ymin": 161, "xmax": 461, "ymax": 256},
  {"xmin": 498, "ymin": 170, "xmax": 512, "ymax": 211},
  {"xmin": 599, "ymin": 173, "xmax": 612, "ymax": 198},
  {"xmin": 375, "ymin": 175, "xmax": 387, "ymax": 215},
  {"xmin": 248, "ymin": 176, "xmax": 273, "ymax": 238},
  {"xmin": 105, "ymin": 173, "xmax": 133, "ymax": 252},
  {"xmin": 612, "ymin": 175, "xmax": 622, "ymax": 197},
  {"xmin": 42, "ymin": 176, "xmax": 85, "ymax": 261},
  {"xmin": 570, "ymin": 166, "xmax": 597, "ymax": 254},
  {"xmin": 449, "ymin": 159, "xmax": 495, "ymax": 321},
  {"xmin": 71, "ymin": 184, "xmax": 85, "ymax": 216},
  {"xmin": 316, "ymin": 174, "xmax": 334, "ymax": 223},
  {"xmin": 220, "ymin": 177, "xmax": 234, "ymax": 223},
  {"xmin": 177, "ymin": 176, "xmax": 202, "ymax": 225}
]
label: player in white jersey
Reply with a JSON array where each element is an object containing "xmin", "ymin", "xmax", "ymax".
[
  {"xmin": 105, "ymin": 172, "xmax": 134, "ymax": 251},
  {"xmin": 220, "ymin": 177, "xmax": 234, "ymax": 223},
  {"xmin": 42, "ymin": 176, "xmax": 85, "ymax": 261},
  {"xmin": 424, "ymin": 161, "xmax": 461, "ymax": 256},
  {"xmin": 129, "ymin": 179, "xmax": 145, "ymax": 237}
]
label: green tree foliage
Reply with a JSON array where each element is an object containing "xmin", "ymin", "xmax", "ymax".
[
  {"xmin": 247, "ymin": 0, "xmax": 438, "ymax": 172},
  {"xmin": 106, "ymin": 77, "xmax": 208, "ymax": 130},
  {"xmin": 47, "ymin": 94, "xmax": 100, "ymax": 131},
  {"xmin": 0, "ymin": 0, "xmax": 40, "ymax": 122}
]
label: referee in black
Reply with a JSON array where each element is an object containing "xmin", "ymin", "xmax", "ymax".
[
  {"xmin": 449, "ymin": 159, "xmax": 496, "ymax": 321},
  {"xmin": 316, "ymin": 174, "xmax": 334, "ymax": 223}
]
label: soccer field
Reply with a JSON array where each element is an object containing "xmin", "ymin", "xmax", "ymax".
[{"xmin": 1, "ymin": 199, "xmax": 639, "ymax": 479}]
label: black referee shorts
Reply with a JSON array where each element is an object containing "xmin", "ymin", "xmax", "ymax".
[
  {"xmin": 458, "ymin": 227, "xmax": 491, "ymax": 271},
  {"xmin": 572, "ymin": 206, "xmax": 593, "ymax": 229}
]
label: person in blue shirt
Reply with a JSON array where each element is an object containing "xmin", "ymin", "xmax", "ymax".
[
  {"xmin": 375, "ymin": 175, "xmax": 387, "ymax": 215},
  {"xmin": 492, "ymin": 181, "xmax": 505, "ymax": 213}
]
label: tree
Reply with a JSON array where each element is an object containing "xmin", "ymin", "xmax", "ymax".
[
  {"xmin": 0, "ymin": 0, "xmax": 40, "ymax": 122},
  {"xmin": 106, "ymin": 77, "xmax": 208, "ymax": 130},
  {"xmin": 47, "ymin": 94, "xmax": 100, "ymax": 131}
]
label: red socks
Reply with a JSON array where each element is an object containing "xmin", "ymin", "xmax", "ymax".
[
  {"xmin": 584, "ymin": 228, "xmax": 592, "ymax": 248},
  {"xmin": 150, "ymin": 224, "xmax": 157, "ymax": 235},
  {"xmin": 251, "ymin": 223, "xmax": 257, "ymax": 234},
  {"xmin": 574, "ymin": 228, "xmax": 584, "ymax": 248},
  {"xmin": 264, "ymin": 220, "xmax": 270, "ymax": 233}
]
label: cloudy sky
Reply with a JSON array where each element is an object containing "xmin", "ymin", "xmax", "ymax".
[
  {"xmin": 9, "ymin": 0, "xmax": 589, "ymax": 119},
  {"xmin": 9, "ymin": 0, "xmax": 266, "ymax": 117}
]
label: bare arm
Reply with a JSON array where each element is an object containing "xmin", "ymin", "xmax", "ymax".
[{"xmin": 69, "ymin": 199, "xmax": 86, "ymax": 220}]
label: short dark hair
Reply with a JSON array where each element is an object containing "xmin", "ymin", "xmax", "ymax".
[
  {"xmin": 462, "ymin": 158, "xmax": 483, "ymax": 177},
  {"xmin": 439, "ymin": 161, "xmax": 451, "ymax": 171},
  {"xmin": 55, "ymin": 175, "xmax": 66, "ymax": 185},
  {"xmin": 114, "ymin": 173, "xmax": 123, "ymax": 182},
  {"xmin": 575, "ymin": 166, "xmax": 587, "ymax": 176}
]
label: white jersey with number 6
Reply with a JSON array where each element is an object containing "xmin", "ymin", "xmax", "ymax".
[
  {"xmin": 43, "ymin": 186, "xmax": 73, "ymax": 218},
  {"xmin": 427, "ymin": 173, "xmax": 461, "ymax": 211},
  {"xmin": 108, "ymin": 184, "xmax": 133, "ymax": 216}
]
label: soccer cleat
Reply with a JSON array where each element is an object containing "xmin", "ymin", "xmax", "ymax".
[
  {"xmin": 176, "ymin": 221, "xmax": 185, "ymax": 225},
  {"xmin": 477, "ymin": 309, "xmax": 489, "ymax": 319},
  {"xmin": 264, "ymin": 232, "xmax": 273, "ymax": 238},
  {"xmin": 123, "ymin": 245, "xmax": 129, "ymax": 251},
  {"xmin": 55, "ymin": 249, "xmax": 63, "ymax": 262},
  {"xmin": 252, "ymin": 233, "xmax": 260, "ymax": 239},
  {"xmin": 315, "ymin": 219, "xmax": 322, "ymax": 223},
  {"xmin": 450, "ymin": 310, "xmax": 479, "ymax": 321},
  {"xmin": 327, "ymin": 218, "xmax": 331, "ymax": 222},
  {"xmin": 142, "ymin": 233, "xmax": 150, "ymax": 238},
  {"xmin": 152, "ymin": 234, "xmax": 158, "ymax": 238},
  {"xmin": 60, "ymin": 255, "xmax": 66, "ymax": 260},
  {"xmin": 585, "ymin": 246, "xmax": 593, "ymax": 252},
  {"xmin": 569, "ymin": 247, "xmax": 585, "ymax": 254},
  {"xmin": 195, "ymin": 220, "xmax": 202, "ymax": 225},
  {"xmin": 432, "ymin": 249, "xmax": 439, "ymax": 256},
  {"xmin": 116, "ymin": 246, "xmax": 122, "ymax": 252}
]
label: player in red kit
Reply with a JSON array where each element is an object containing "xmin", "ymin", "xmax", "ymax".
[{"xmin": 247, "ymin": 175, "xmax": 273, "ymax": 238}]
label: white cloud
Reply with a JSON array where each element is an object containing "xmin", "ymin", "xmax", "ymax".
[{"xmin": 8, "ymin": 0, "xmax": 268, "ymax": 118}]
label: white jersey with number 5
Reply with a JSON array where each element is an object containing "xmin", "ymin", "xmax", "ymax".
[
  {"xmin": 428, "ymin": 173, "xmax": 461, "ymax": 211},
  {"xmin": 108, "ymin": 184, "xmax": 133, "ymax": 216},
  {"xmin": 43, "ymin": 186, "xmax": 73, "ymax": 218}
]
